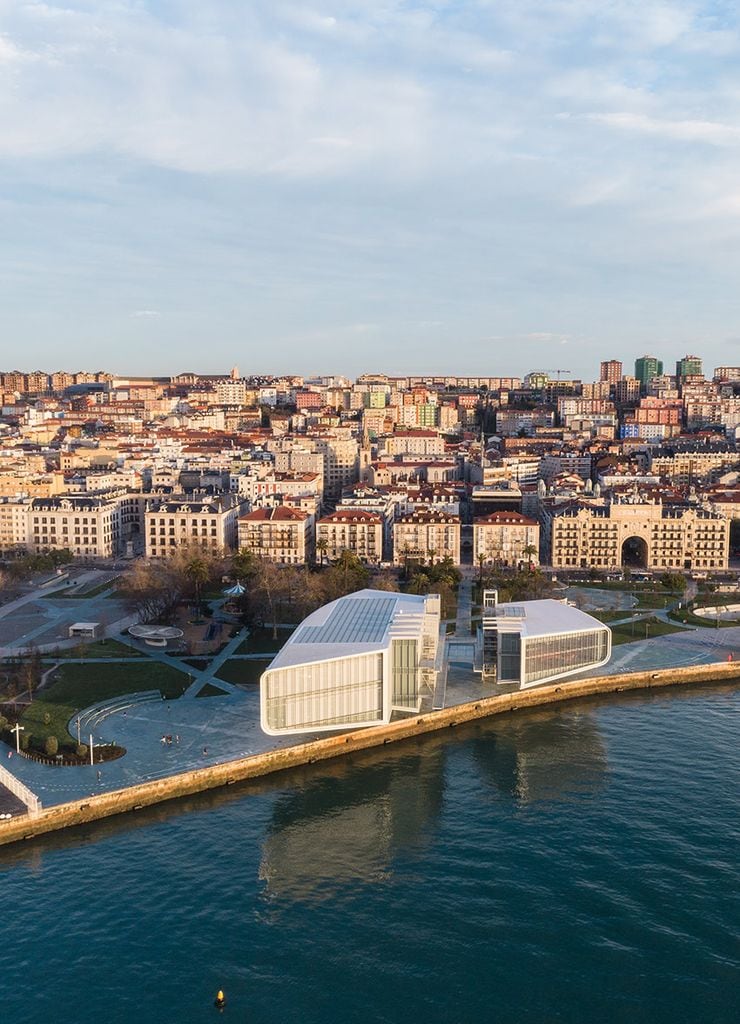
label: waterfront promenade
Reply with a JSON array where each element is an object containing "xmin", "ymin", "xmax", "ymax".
[
  {"xmin": 1, "ymin": 655, "xmax": 739, "ymax": 848},
  {"xmin": 3, "ymin": 610, "xmax": 740, "ymax": 811}
]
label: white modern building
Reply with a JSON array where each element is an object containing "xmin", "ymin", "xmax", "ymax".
[
  {"xmin": 260, "ymin": 589, "xmax": 441, "ymax": 736},
  {"xmin": 480, "ymin": 595, "xmax": 611, "ymax": 687}
]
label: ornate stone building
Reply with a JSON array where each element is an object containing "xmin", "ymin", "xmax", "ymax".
[{"xmin": 550, "ymin": 497, "xmax": 729, "ymax": 571}]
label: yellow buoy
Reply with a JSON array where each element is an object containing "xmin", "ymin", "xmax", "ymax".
[{"xmin": 214, "ymin": 989, "xmax": 226, "ymax": 1010}]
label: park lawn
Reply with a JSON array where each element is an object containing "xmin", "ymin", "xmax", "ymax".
[
  {"xmin": 234, "ymin": 627, "xmax": 294, "ymax": 655},
  {"xmin": 215, "ymin": 659, "xmax": 271, "ymax": 686},
  {"xmin": 610, "ymin": 617, "xmax": 691, "ymax": 646},
  {"xmin": 20, "ymin": 661, "xmax": 189, "ymax": 747},
  {"xmin": 52, "ymin": 639, "xmax": 143, "ymax": 659},
  {"xmin": 592, "ymin": 610, "xmax": 632, "ymax": 623},
  {"xmin": 668, "ymin": 608, "xmax": 737, "ymax": 628},
  {"xmin": 635, "ymin": 590, "xmax": 680, "ymax": 609},
  {"xmin": 196, "ymin": 681, "xmax": 230, "ymax": 698},
  {"xmin": 43, "ymin": 578, "xmax": 120, "ymax": 600}
]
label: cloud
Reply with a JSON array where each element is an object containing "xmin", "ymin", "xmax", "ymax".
[
  {"xmin": 4, "ymin": 2, "xmax": 740, "ymax": 377},
  {"xmin": 580, "ymin": 112, "xmax": 740, "ymax": 146}
]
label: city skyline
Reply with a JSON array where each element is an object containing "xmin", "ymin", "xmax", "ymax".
[{"xmin": 3, "ymin": 2, "xmax": 740, "ymax": 375}]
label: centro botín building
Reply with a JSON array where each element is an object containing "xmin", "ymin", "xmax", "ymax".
[{"xmin": 260, "ymin": 589, "xmax": 442, "ymax": 736}]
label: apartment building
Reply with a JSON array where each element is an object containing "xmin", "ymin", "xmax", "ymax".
[
  {"xmin": 237, "ymin": 505, "xmax": 314, "ymax": 564},
  {"xmin": 0, "ymin": 499, "xmax": 29, "ymax": 556},
  {"xmin": 473, "ymin": 511, "xmax": 540, "ymax": 568},
  {"xmin": 393, "ymin": 507, "xmax": 461, "ymax": 565},
  {"xmin": 145, "ymin": 494, "xmax": 244, "ymax": 557},
  {"xmin": 29, "ymin": 495, "xmax": 124, "ymax": 559},
  {"xmin": 316, "ymin": 509, "xmax": 383, "ymax": 564},
  {"xmin": 550, "ymin": 499, "xmax": 729, "ymax": 571}
]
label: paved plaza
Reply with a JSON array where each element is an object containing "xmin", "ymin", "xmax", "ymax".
[
  {"xmin": 0, "ymin": 682, "xmax": 295, "ymax": 807},
  {"xmin": 0, "ymin": 570, "xmax": 133, "ymax": 655}
]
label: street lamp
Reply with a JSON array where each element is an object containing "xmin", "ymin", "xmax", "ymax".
[{"xmin": 10, "ymin": 723, "xmax": 24, "ymax": 753}]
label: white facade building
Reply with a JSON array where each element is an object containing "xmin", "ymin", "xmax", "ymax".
[
  {"xmin": 481, "ymin": 597, "xmax": 611, "ymax": 687},
  {"xmin": 261, "ymin": 589, "xmax": 441, "ymax": 736}
]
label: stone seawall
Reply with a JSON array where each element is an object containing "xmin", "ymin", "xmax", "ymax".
[{"xmin": 2, "ymin": 660, "xmax": 739, "ymax": 849}]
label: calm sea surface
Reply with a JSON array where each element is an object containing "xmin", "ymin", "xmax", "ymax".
[{"xmin": 1, "ymin": 686, "xmax": 738, "ymax": 1024}]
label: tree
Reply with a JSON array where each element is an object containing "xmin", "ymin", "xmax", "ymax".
[
  {"xmin": 659, "ymin": 572, "xmax": 686, "ymax": 593},
  {"xmin": 19, "ymin": 646, "xmax": 42, "ymax": 699},
  {"xmin": 522, "ymin": 544, "xmax": 538, "ymax": 568},
  {"xmin": 322, "ymin": 551, "xmax": 370, "ymax": 603},
  {"xmin": 370, "ymin": 570, "xmax": 400, "ymax": 593},
  {"xmin": 231, "ymin": 548, "xmax": 257, "ymax": 581},
  {"xmin": 45, "ymin": 735, "xmax": 59, "ymax": 757},
  {"xmin": 184, "ymin": 555, "xmax": 210, "ymax": 616},
  {"xmin": 316, "ymin": 537, "xmax": 329, "ymax": 566},
  {"xmin": 248, "ymin": 560, "xmax": 288, "ymax": 638}
]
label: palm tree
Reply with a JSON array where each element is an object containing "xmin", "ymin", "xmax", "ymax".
[
  {"xmin": 185, "ymin": 556, "xmax": 210, "ymax": 617},
  {"xmin": 522, "ymin": 544, "xmax": 538, "ymax": 570},
  {"xmin": 316, "ymin": 537, "xmax": 329, "ymax": 567}
]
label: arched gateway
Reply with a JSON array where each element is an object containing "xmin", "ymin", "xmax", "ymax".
[{"xmin": 621, "ymin": 535, "xmax": 648, "ymax": 568}]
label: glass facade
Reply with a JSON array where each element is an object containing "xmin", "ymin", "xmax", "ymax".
[
  {"xmin": 392, "ymin": 638, "xmax": 419, "ymax": 709},
  {"xmin": 264, "ymin": 653, "xmax": 384, "ymax": 732},
  {"xmin": 499, "ymin": 633, "xmax": 522, "ymax": 682},
  {"xmin": 522, "ymin": 629, "xmax": 610, "ymax": 686}
]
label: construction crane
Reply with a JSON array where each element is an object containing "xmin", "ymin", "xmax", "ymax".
[{"xmin": 543, "ymin": 368, "xmax": 572, "ymax": 381}]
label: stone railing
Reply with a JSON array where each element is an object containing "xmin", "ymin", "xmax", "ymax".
[{"xmin": 0, "ymin": 762, "xmax": 42, "ymax": 815}]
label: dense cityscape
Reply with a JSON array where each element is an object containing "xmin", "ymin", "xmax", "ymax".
[{"xmin": 1, "ymin": 355, "xmax": 739, "ymax": 573}]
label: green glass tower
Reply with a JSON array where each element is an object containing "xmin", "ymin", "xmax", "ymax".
[
  {"xmin": 634, "ymin": 355, "xmax": 663, "ymax": 389},
  {"xmin": 675, "ymin": 354, "xmax": 703, "ymax": 379}
]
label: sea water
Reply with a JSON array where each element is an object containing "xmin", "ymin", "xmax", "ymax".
[{"xmin": 1, "ymin": 685, "xmax": 737, "ymax": 1024}]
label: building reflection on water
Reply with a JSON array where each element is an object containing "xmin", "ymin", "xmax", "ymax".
[
  {"xmin": 259, "ymin": 745, "xmax": 446, "ymax": 899},
  {"xmin": 470, "ymin": 709, "xmax": 609, "ymax": 804}
]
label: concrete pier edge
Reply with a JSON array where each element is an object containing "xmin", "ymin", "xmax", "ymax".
[{"xmin": 1, "ymin": 660, "xmax": 739, "ymax": 848}]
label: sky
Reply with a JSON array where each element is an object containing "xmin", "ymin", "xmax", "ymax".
[{"xmin": 2, "ymin": 0, "xmax": 740, "ymax": 380}]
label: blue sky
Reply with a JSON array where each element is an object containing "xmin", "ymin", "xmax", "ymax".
[{"xmin": 2, "ymin": 0, "xmax": 740, "ymax": 379}]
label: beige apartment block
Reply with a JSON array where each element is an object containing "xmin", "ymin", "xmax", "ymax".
[
  {"xmin": 393, "ymin": 507, "xmax": 461, "ymax": 565},
  {"xmin": 316, "ymin": 509, "xmax": 383, "ymax": 564},
  {"xmin": 551, "ymin": 499, "xmax": 729, "ymax": 571},
  {"xmin": 473, "ymin": 511, "xmax": 540, "ymax": 568},
  {"xmin": 238, "ymin": 505, "xmax": 314, "ymax": 564},
  {"xmin": 146, "ymin": 495, "xmax": 244, "ymax": 557},
  {"xmin": 0, "ymin": 499, "xmax": 29, "ymax": 556},
  {"xmin": 29, "ymin": 495, "xmax": 124, "ymax": 559},
  {"xmin": 314, "ymin": 436, "xmax": 363, "ymax": 499}
]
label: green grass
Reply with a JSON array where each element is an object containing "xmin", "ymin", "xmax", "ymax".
[
  {"xmin": 183, "ymin": 658, "xmax": 210, "ymax": 670},
  {"xmin": 635, "ymin": 591, "xmax": 680, "ymax": 609},
  {"xmin": 234, "ymin": 627, "xmax": 294, "ymax": 655},
  {"xmin": 51, "ymin": 639, "xmax": 143, "ymax": 659},
  {"xmin": 591, "ymin": 610, "xmax": 632, "ymax": 623},
  {"xmin": 20, "ymin": 661, "xmax": 189, "ymax": 747},
  {"xmin": 610, "ymin": 617, "xmax": 691, "ymax": 646},
  {"xmin": 196, "ymin": 682, "xmax": 229, "ymax": 698},
  {"xmin": 214, "ymin": 659, "xmax": 271, "ymax": 686},
  {"xmin": 687, "ymin": 592, "xmax": 740, "ymax": 607},
  {"xmin": 43, "ymin": 578, "xmax": 120, "ymax": 599},
  {"xmin": 668, "ymin": 609, "xmax": 737, "ymax": 628},
  {"xmin": 575, "ymin": 580, "xmax": 644, "ymax": 592}
]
